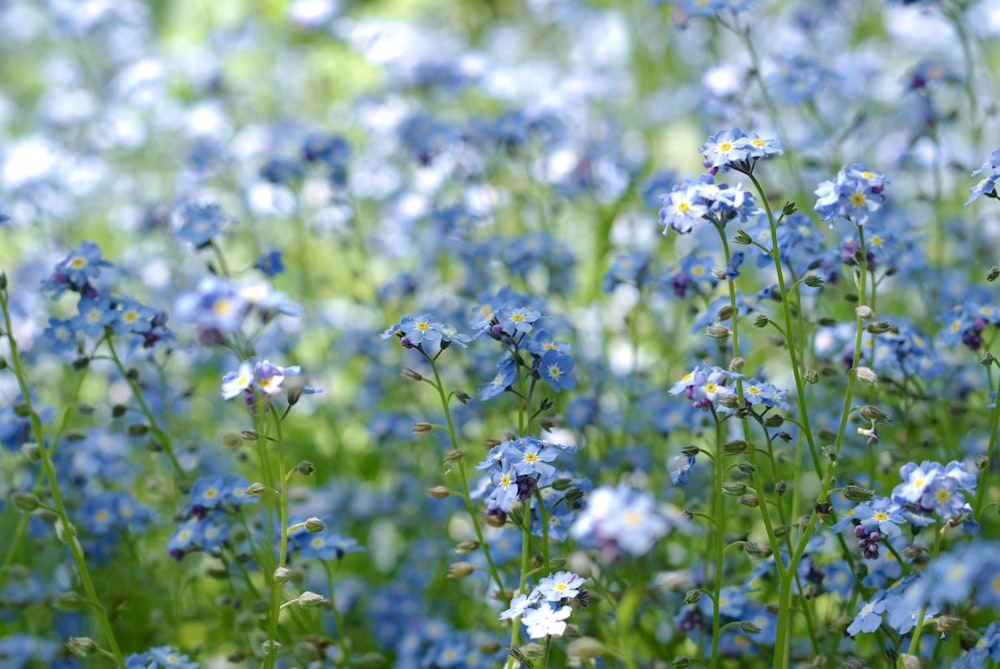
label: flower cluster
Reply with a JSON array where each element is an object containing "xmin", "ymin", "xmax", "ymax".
[
  {"xmin": 569, "ymin": 484, "xmax": 692, "ymax": 561},
  {"xmin": 699, "ymin": 128, "xmax": 783, "ymax": 174},
  {"xmin": 175, "ymin": 275, "xmax": 301, "ymax": 341},
  {"xmin": 166, "ymin": 475, "xmax": 258, "ymax": 560},
  {"xmin": 474, "ymin": 436, "xmax": 576, "ymax": 516},
  {"xmin": 126, "ymin": 646, "xmax": 199, "ymax": 669},
  {"xmin": 835, "ymin": 496, "xmax": 905, "ymax": 560},
  {"xmin": 220, "ymin": 358, "xmax": 319, "ymax": 402},
  {"xmin": 381, "ymin": 313, "xmax": 471, "ymax": 353},
  {"xmin": 658, "ymin": 175, "xmax": 757, "ymax": 235},
  {"xmin": 813, "ymin": 163, "xmax": 889, "ymax": 226},
  {"xmin": 499, "ymin": 571, "xmax": 588, "ymax": 639},
  {"xmin": 287, "ymin": 517, "xmax": 364, "ymax": 562},
  {"xmin": 938, "ymin": 299, "xmax": 1000, "ymax": 351},
  {"xmin": 891, "ymin": 460, "xmax": 978, "ymax": 530},
  {"xmin": 40, "ymin": 241, "xmax": 172, "ymax": 354},
  {"xmin": 668, "ymin": 364, "xmax": 736, "ymax": 411},
  {"xmin": 849, "ymin": 539, "xmax": 1000, "ymax": 641},
  {"xmin": 470, "ymin": 293, "xmax": 576, "ymax": 398}
]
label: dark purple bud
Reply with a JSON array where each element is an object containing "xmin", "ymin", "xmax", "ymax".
[
  {"xmin": 199, "ymin": 328, "xmax": 222, "ymax": 346},
  {"xmin": 515, "ymin": 474, "xmax": 537, "ymax": 501},
  {"xmin": 854, "ymin": 525, "xmax": 867, "ymax": 539}
]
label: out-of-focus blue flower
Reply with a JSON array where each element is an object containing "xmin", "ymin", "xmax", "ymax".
[
  {"xmin": 174, "ymin": 203, "xmax": 229, "ymax": 249},
  {"xmin": 814, "ymin": 163, "xmax": 890, "ymax": 226}
]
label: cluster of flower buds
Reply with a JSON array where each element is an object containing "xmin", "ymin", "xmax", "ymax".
[{"xmin": 853, "ymin": 520, "xmax": 882, "ymax": 560}]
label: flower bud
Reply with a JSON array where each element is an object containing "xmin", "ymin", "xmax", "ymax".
[
  {"xmin": 296, "ymin": 461, "xmax": 315, "ymax": 476},
  {"xmin": 764, "ymin": 414, "xmax": 784, "ymax": 427},
  {"xmin": 273, "ymin": 567, "xmax": 291, "ymax": 584},
  {"xmin": 304, "ymin": 517, "xmax": 325, "ymax": 533},
  {"xmin": 54, "ymin": 591, "xmax": 85, "ymax": 612},
  {"xmin": 566, "ymin": 637, "xmax": 603, "ymax": 659},
  {"xmin": 804, "ymin": 274, "xmax": 825, "ymax": 288},
  {"xmin": 706, "ymin": 324, "xmax": 730, "ymax": 339},
  {"xmin": 733, "ymin": 229, "xmax": 752, "ymax": 245},
  {"xmin": 843, "ymin": 485, "xmax": 875, "ymax": 502},
  {"xmin": 402, "ymin": 367, "xmax": 423, "ymax": 382},
  {"xmin": 448, "ymin": 562, "xmax": 475, "ymax": 578},
  {"xmin": 722, "ymin": 440, "xmax": 747, "ymax": 454},
  {"xmin": 427, "ymin": 486, "xmax": 450, "ymax": 499},
  {"xmin": 711, "ymin": 266, "xmax": 728, "ymax": 281},
  {"xmin": 246, "ymin": 482, "xmax": 266, "ymax": 497},
  {"xmin": 20, "ymin": 442, "xmax": 40, "ymax": 461},
  {"xmin": 743, "ymin": 540, "xmax": 771, "ymax": 559},
  {"xmin": 866, "ymin": 321, "xmax": 893, "ymax": 334},
  {"xmin": 11, "ymin": 492, "xmax": 40, "ymax": 512},
  {"xmin": 66, "ymin": 636, "xmax": 99, "ymax": 658},
  {"xmin": 296, "ymin": 591, "xmax": 328, "ymax": 608},
  {"xmin": 739, "ymin": 494, "xmax": 759, "ymax": 507},
  {"xmin": 722, "ymin": 482, "xmax": 748, "ymax": 495},
  {"xmin": 444, "ymin": 450, "xmax": 464, "ymax": 463},
  {"xmin": 752, "ymin": 314, "xmax": 770, "ymax": 328},
  {"xmin": 684, "ymin": 589, "xmax": 701, "ymax": 604},
  {"xmin": 455, "ymin": 540, "xmax": 479, "ymax": 554},
  {"xmin": 716, "ymin": 305, "xmax": 734, "ymax": 321},
  {"xmin": 412, "ymin": 422, "xmax": 433, "ymax": 435},
  {"xmin": 988, "ymin": 266, "xmax": 999, "ymax": 282},
  {"xmin": 854, "ymin": 366, "xmax": 878, "ymax": 384},
  {"xmin": 859, "ymin": 405, "xmax": 892, "ymax": 423}
]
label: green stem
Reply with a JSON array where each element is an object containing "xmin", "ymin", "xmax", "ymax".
[
  {"xmin": 0, "ymin": 282, "xmax": 126, "ymax": 668},
  {"xmin": 773, "ymin": 224, "xmax": 870, "ymax": 668},
  {"xmin": 104, "ymin": 333, "xmax": 186, "ymax": 480},
  {"xmin": 264, "ymin": 404, "xmax": 290, "ymax": 669},
  {"xmin": 973, "ymin": 369, "xmax": 1000, "ymax": 517},
  {"xmin": 902, "ymin": 522, "xmax": 945, "ymax": 666},
  {"xmin": 323, "ymin": 560, "xmax": 350, "ymax": 667},
  {"xmin": 710, "ymin": 409, "xmax": 725, "ymax": 669},
  {"xmin": 715, "ymin": 224, "xmax": 785, "ymax": 574},
  {"xmin": 427, "ymin": 356, "xmax": 506, "ymax": 596},
  {"xmin": 745, "ymin": 171, "xmax": 821, "ymax": 479}
]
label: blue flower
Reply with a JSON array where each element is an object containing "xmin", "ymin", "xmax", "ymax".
[
  {"xmin": 480, "ymin": 355, "xmax": 516, "ymax": 401},
  {"xmin": 670, "ymin": 455, "xmax": 696, "ymax": 485},
  {"xmin": 73, "ymin": 293, "xmax": 117, "ymax": 337},
  {"xmin": 41, "ymin": 317, "xmax": 79, "ymax": 355},
  {"xmin": 814, "ymin": 163, "xmax": 889, "ymax": 227},
  {"xmin": 538, "ymin": 350, "xmax": 575, "ymax": 392},
  {"xmin": 175, "ymin": 203, "xmax": 228, "ymax": 249},
  {"xmin": 46, "ymin": 240, "xmax": 113, "ymax": 296},
  {"xmin": 966, "ymin": 148, "xmax": 1000, "ymax": 207},
  {"xmin": 846, "ymin": 591, "xmax": 886, "ymax": 635},
  {"xmin": 497, "ymin": 305, "xmax": 540, "ymax": 337},
  {"xmin": 254, "ymin": 250, "xmax": 285, "ymax": 277},
  {"xmin": 699, "ymin": 128, "xmax": 782, "ymax": 173}
]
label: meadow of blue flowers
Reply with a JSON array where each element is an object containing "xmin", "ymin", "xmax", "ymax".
[{"xmin": 1, "ymin": 0, "xmax": 1000, "ymax": 667}]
